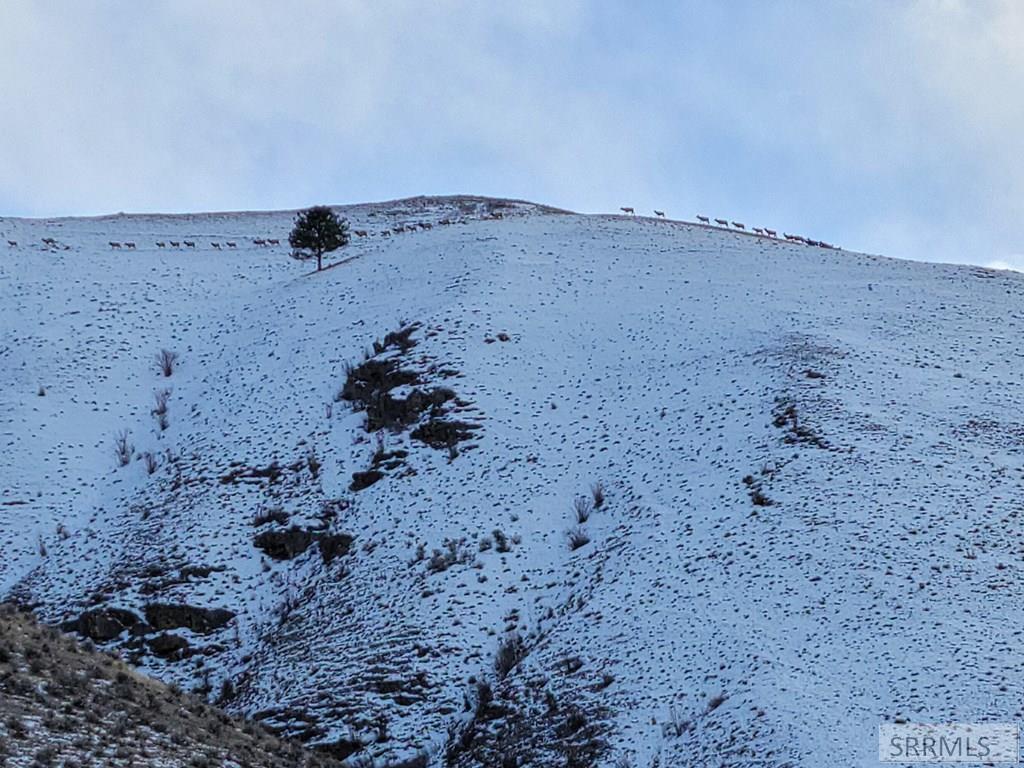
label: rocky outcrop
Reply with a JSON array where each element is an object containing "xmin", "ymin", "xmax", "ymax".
[
  {"xmin": 144, "ymin": 603, "xmax": 235, "ymax": 635},
  {"xmin": 253, "ymin": 527, "xmax": 354, "ymax": 563},
  {"xmin": 63, "ymin": 607, "xmax": 145, "ymax": 641},
  {"xmin": 350, "ymin": 470, "xmax": 383, "ymax": 491},
  {"xmin": 147, "ymin": 632, "xmax": 191, "ymax": 661},
  {"xmin": 254, "ymin": 527, "xmax": 316, "ymax": 560},
  {"xmin": 318, "ymin": 533, "xmax": 354, "ymax": 564}
]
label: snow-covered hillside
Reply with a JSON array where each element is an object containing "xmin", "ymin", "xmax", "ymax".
[{"xmin": 3, "ymin": 195, "xmax": 1024, "ymax": 767}]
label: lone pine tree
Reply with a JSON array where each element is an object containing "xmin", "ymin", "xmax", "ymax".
[{"xmin": 289, "ymin": 205, "xmax": 350, "ymax": 271}]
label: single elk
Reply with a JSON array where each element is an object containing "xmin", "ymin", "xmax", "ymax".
[
  {"xmin": 6, "ymin": 240, "xmax": 17, "ymax": 247},
  {"xmin": 267, "ymin": 239, "xmax": 280, "ymax": 246},
  {"xmin": 42, "ymin": 237, "xmax": 56, "ymax": 245},
  {"xmin": 184, "ymin": 241, "xmax": 196, "ymax": 248},
  {"xmin": 696, "ymin": 215, "xmax": 710, "ymax": 224},
  {"xmin": 226, "ymin": 241, "xmax": 237, "ymax": 248},
  {"xmin": 764, "ymin": 229, "xmax": 777, "ymax": 237},
  {"xmin": 109, "ymin": 242, "xmax": 122, "ymax": 249},
  {"xmin": 169, "ymin": 241, "xmax": 181, "ymax": 248},
  {"xmin": 714, "ymin": 218, "xmax": 728, "ymax": 226},
  {"xmin": 156, "ymin": 242, "xmax": 166, "ymax": 248},
  {"xmin": 620, "ymin": 207, "xmax": 635, "ymax": 215},
  {"xmin": 354, "ymin": 230, "xmax": 368, "ymax": 238},
  {"xmin": 125, "ymin": 242, "xmax": 136, "ymax": 249},
  {"xmin": 654, "ymin": 210, "xmax": 665, "ymax": 217},
  {"xmin": 731, "ymin": 222, "xmax": 745, "ymax": 230},
  {"xmin": 753, "ymin": 228, "xmax": 764, "ymax": 235},
  {"xmin": 253, "ymin": 238, "xmax": 266, "ymax": 246},
  {"xmin": 211, "ymin": 242, "xmax": 221, "ymax": 249}
]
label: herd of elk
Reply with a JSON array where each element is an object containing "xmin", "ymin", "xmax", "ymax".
[
  {"xmin": 62, "ymin": 224, "xmax": 455, "ymax": 253},
  {"xmin": 103, "ymin": 238, "xmax": 281, "ymax": 250},
  {"xmin": 692, "ymin": 217, "xmax": 832, "ymax": 248},
  {"xmin": 21, "ymin": 209, "xmax": 832, "ymax": 261}
]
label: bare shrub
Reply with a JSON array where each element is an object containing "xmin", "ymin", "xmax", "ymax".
[
  {"xmin": 307, "ymin": 448, "xmax": 321, "ymax": 479},
  {"xmin": 495, "ymin": 631, "xmax": 526, "ymax": 679},
  {"xmin": 567, "ymin": 526, "xmax": 590, "ymax": 551},
  {"xmin": 573, "ymin": 496, "xmax": 593, "ymax": 524},
  {"xmin": 152, "ymin": 388, "xmax": 171, "ymax": 431},
  {"xmin": 142, "ymin": 451, "xmax": 158, "ymax": 475},
  {"xmin": 661, "ymin": 704, "xmax": 690, "ymax": 738},
  {"xmin": 492, "ymin": 529, "xmax": 511, "ymax": 553},
  {"xmin": 426, "ymin": 538, "xmax": 472, "ymax": 573},
  {"xmin": 114, "ymin": 430, "xmax": 134, "ymax": 467},
  {"xmin": 157, "ymin": 349, "xmax": 178, "ymax": 377},
  {"xmin": 591, "ymin": 481, "xmax": 605, "ymax": 509}
]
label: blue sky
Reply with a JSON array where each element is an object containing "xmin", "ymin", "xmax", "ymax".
[{"xmin": 1, "ymin": 1, "xmax": 1022, "ymax": 268}]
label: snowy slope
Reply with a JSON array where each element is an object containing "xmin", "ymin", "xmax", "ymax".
[{"xmin": 3, "ymin": 196, "xmax": 1024, "ymax": 767}]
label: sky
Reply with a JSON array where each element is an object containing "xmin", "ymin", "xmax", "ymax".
[{"xmin": 1, "ymin": 0, "xmax": 1022, "ymax": 269}]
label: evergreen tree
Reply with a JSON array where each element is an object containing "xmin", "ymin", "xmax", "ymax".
[{"xmin": 288, "ymin": 205, "xmax": 349, "ymax": 271}]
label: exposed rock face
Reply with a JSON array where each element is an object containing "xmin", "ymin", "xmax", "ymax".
[
  {"xmin": 410, "ymin": 419, "xmax": 479, "ymax": 449},
  {"xmin": 254, "ymin": 527, "xmax": 354, "ymax": 563},
  {"xmin": 148, "ymin": 632, "xmax": 191, "ymax": 660},
  {"xmin": 349, "ymin": 470, "xmax": 383, "ymax": 491},
  {"xmin": 254, "ymin": 527, "xmax": 317, "ymax": 560},
  {"xmin": 63, "ymin": 607, "xmax": 144, "ymax": 641},
  {"xmin": 318, "ymin": 533, "xmax": 353, "ymax": 564},
  {"xmin": 144, "ymin": 603, "xmax": 235, "ymax": 635},
  {"xmin": 364, "ymin": 387, "xmax": 455, "ymax": 432}
]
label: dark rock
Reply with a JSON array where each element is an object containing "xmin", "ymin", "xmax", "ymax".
[
  {"xmin": 144, "ymin": 603, "xmax": 235, "ymax": 635},
  {"xmin": 371, "ymin": 449, "xmax": 409, "ymax": 468},
  {"xmin": 254, "ymin": 527, "xmax": 316, "ymax": 561},
  {"xmin": 364, "ymin": 387, "xmax": 454, "ymax": 432},
  {"xmin": 340, "ymin": 358, "xmax": 419, "ymax": 407},
  {"xmin": 314, "ymin": 739, "xmax": 365, "ymax": 760},
  {"xmin": 219, "ymin": 462, "xmax": 283, "ymax": 485},
  {"xmin": 411, "ymin": 419, "xmax": 479, "ymax": 449},
  {"xmin": 318, "ymin": 533, "xmax": 354, "ymax": 563},
  {"xmin": 64, "ymin": 607, "xmax": 143, "ymax": 641},
  {"xmin": 350, "ymin": 470, "xmax": 383, "ymax": 491},
  {"xmin": 148, "ymin": 632, "xmax": 190, "ymax": 661}
]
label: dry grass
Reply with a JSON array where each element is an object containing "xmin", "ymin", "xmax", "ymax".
[{"xmin": 0, "ymin": 604, "xmax": 341, "ymax": 768}]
